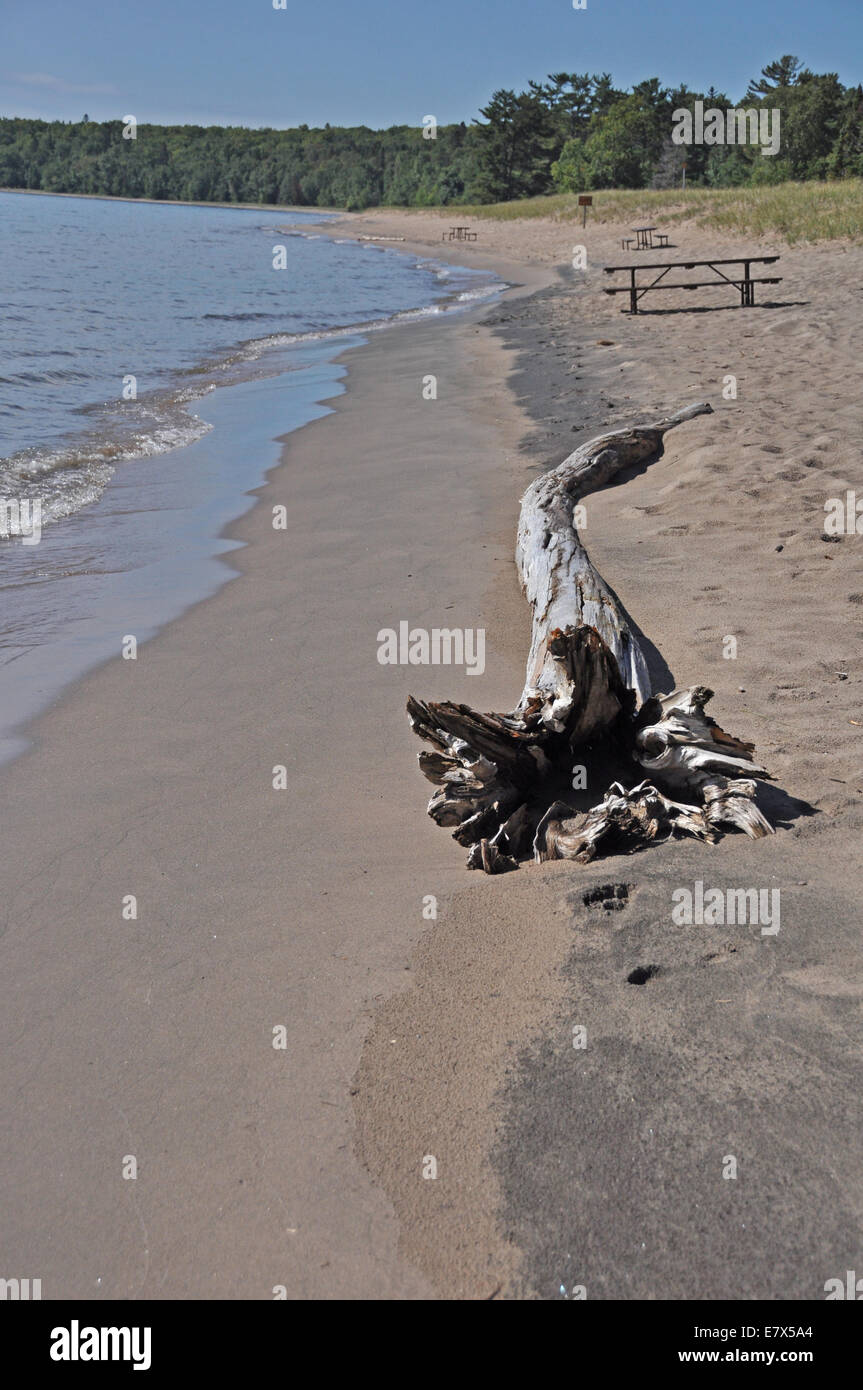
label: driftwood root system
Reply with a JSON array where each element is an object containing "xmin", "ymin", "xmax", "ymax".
[{"xmin": 408, "ymin": 404, "xmax": 773, "ymax": 872}]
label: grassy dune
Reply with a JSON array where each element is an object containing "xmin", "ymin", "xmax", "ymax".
[{"xmin": 437, "ymin": 180, "xmax": 863, "ymax": 245}]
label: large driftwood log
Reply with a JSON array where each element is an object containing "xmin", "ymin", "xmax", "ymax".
[{"xmin": 407, "ymin": 403, "xmax": 774, "ymax": 872}]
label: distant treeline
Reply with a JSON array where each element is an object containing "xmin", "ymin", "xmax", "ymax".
[{"xmin": 2, "ymin": 57, "xmax": 861, "ymax": 209}]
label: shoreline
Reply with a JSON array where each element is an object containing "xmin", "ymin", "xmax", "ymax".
[
  {"xmin": 0, "ymin": 198, "xmax": 520, "ymax": 769},
  {"xmin": 0, "ymin": 346, "xmax": 361, "ymax": 767},
  {"xmin": 0, "ymin": 246, "xmax": 554, "ymax": 1298},
  {"xmin": 0, "ymin": 186, "xmax": 342, "ymax": 216}
]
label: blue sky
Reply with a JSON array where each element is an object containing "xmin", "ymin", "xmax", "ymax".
[{"xmin": 3, "ymin": 0, "xmax": 861, "ymax": 129}]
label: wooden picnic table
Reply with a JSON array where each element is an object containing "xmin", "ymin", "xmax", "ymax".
[
  {"xmin": 632, "ymin": 225, "xmax": 657, "ymax": 249},
  {"xmin": 603, "ymin": 255, "xmax": 782, "ymax": 314},
  {"xmin": 443, "ymin": 225, "xmax": 478, "ymax": 242},
  {"xmin": 622, "ymin": 230, "xmax": 670, "ymax": 250}
]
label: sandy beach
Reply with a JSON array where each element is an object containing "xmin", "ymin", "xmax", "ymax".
[{"xmin": 2, "ymin": 205, "xmax": 862, "ymax": 1300}]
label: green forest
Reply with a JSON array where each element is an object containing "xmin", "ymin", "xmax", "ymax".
[{"xmin": 1, "ymin": 57, "xmax": 861, "ymax": 209}]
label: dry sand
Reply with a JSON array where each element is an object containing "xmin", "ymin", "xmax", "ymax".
[
  {"xmin": 333, "ymin": 209, "xmax": 863, "ymax": 1299},
  {"xmin": 2, "ymin": 204, "xmax": 862, "ymax": 1300}
]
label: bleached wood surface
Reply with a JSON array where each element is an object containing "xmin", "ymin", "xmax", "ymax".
[{"xmin": 408, "ymin": 404, "xmax": 772, "ymax": 872}]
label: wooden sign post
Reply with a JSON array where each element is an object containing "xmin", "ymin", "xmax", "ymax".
[{"xmin": 578, "ymin": 194, "xmax": 592, "ymax": 228}]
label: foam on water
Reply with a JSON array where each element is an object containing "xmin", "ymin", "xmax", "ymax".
[
  {"xmin": 0, "ymin": 194, "xmax": 501, "ymax": 533},
  {"xmin": 0, "ymin": 192, "xmax": 504, "ymax": 762}
]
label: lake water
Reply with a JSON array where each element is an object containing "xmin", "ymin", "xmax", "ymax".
[{"xmin": 0, "ymin": 192, "xmax": 502, "ymax": 760}]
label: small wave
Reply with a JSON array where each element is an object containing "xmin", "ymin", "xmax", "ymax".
[
  {"xmin": 0, "ymin": 403, "xmax": 212, "ymax": 534},
  {"xmin": 202, "ymin": 311, "xmax": 286, "ymax": 322},
  {"xmin": 221, "ymin": 280, "xmax": 502, "ymax": 364},
  {"xmin": 455, "ymin": 283, "xmax": 505, "ymax": 303},
  {"xmin": 0, "ymin": 240, "xmax": 504, "ymax": 537},
  {"xmin": 0, "ymin": 368, "xmax": 95, "ymax": 385}
]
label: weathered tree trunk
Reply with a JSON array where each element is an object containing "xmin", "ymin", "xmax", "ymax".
[{"xmin": 407, "ymin": 403, "xmax": 773, "ymax": 872}]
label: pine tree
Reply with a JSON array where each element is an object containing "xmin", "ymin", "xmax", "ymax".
[{"xmin": 746, "ymin": 56, "xmax": 806, "ymax": 97}]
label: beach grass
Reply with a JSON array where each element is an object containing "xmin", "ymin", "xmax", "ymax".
[{"xmin": 423, "ymin": 180, "xmax": 863, "ymax": 245}]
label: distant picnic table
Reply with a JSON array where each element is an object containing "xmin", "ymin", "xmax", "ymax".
[
  {"xmin": 603, "ymin": 255, "xmax": 782, "ymax": 314},
  {"xmin": 632, "ymin": 225, "xmax": 657, "ymax": 249},
  {"xmin": 443, "ymin": 225, "xmax": 477, "ymax": 242},
  {"xmin": 622, "ymin": 227, "xmax": 671, "ymax": 251}
]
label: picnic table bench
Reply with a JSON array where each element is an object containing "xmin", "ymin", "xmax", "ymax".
[
  {"xmin": 603, "ymin": 255, "xmax": 782, "ymax": 314},
  {"xmin": 442, "ymin": 225, "xmax": 478, "ymax": 242}
]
